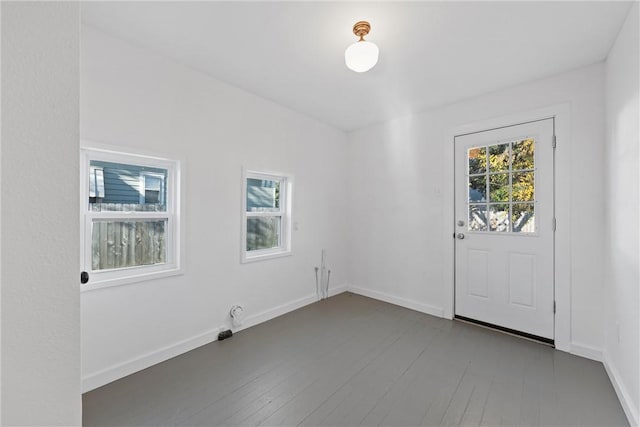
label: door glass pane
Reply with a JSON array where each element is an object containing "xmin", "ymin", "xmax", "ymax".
[
  {"xmin": 247, "ymin": 216, "xmax": 281, "ymax": 251},
  {"xmin": 489, "ymin": 204, "xmax": 510, "ymax": 232},
  {"xmin": 512, "ymin": 138, "xmax": 535, "ymax": 171},
  {"xmin": 489, "ymin": 143, "xmax": 510, "ymax": 172},
  {"xmin": 513, "ymin": 172, "xmax": 534, "ymax": 202},
  {"xmin": 512, "ymin": 203, "xmax": 535, "ymax": 233},
  {"xmin": 91, "ymin": 220, "xmax": 167, "ymax": 271},
  {"xmin": 469, "ymin": 175, "xmax": 487, "ymax": 202},
  {"xmin": 468, "ymin": 147, "xmax": 487, "ymax": 175},
  {"xmin": 464, "ymin": 137, "xmax": 538, "ymax": 234},
  {"xmin": 247, "ymin": 179, "xmax": 281, "ymax": 212},
  {"xmin": 489, "ymin": 173, "xmax": 510, "ymax": 202},
  {"xmin": 469, "ymin": 205, "xmax": 488, "ymax": 231},
  {"xmin": 89, "ymin": 161, "xmax": 168, "ymax": 212}
]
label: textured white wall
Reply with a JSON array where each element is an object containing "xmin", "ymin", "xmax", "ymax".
[
  {"xmin": 1, "ymin": 2, "xmax": 81, "ymax": 425},
  {"xmin": 348, "ymin": 63, "xmax": 606, "ymax": 356},
  {"xmin": 1, "ymin": 3, "xmax": 3, "ymax": 423},
  {"xmin": 604, "ymin": 3, "xmax": 639, "ymax": 425},
  {"xmin": 80, "ymin": 26, "xmax": 349, "ymax": 390}
]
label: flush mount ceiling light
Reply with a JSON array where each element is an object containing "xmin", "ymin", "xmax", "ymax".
[{"xmin": 345, "ymin": 20, "xmax": 379, "ymax": 73}]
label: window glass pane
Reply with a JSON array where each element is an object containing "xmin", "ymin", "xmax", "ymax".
[
  {"xmin": 145, "ymin": 189, "xmax": 160, "ymax": 204},
  {"xmin": 468, "ymin": 147, "xmax": 487, "ymax": 175},
  {"xmin": 489, "ymin": 143, "xmax": 510, "ymax": 172},
  {"xmin": 247, "ymin": 217, "xmax": 281, "ymax": 251},
  {"xmin": 512, "ymin": 203, "xmax": 535, "ymax": 233},
  {"xmin": 247, "ymin": 178, "xmax": 280, "ymax": 212},
  {"xmin": 144, "ymin": 175, "xmax": 162, "ymax": 192},
  {"xmin": 512, "ymin": 138, "xmax": 534, "ymax": 171},
  {"xmin": 469, "ymin": 204, "xmax": 488, "ymax": 231},
  {"xmin": 91, "ymin": 220, "xmax": 167, "ymax": 271},
  {"xmin": 89, "ymin": 161, "xmax": 167, "ymax": 212},
  {"xmin": 89, "ymin": 167, "xmax": 105, "ymax": 198},
  {"xmin": 143, "ymin": 174, "xmax": 164, "ymax": 204},
  {"xmin": 513, "ymin": 172, "xmax": 534, "ymax": 202},
  {"xmin": 489, "ymin": 173, "xmax": 510, "ymax": 202},
  {"xmin": 489, "ymin": 204, "xmax": 510, "ymax": 232},
  {"xmin": 468, "ymin": 175, "xmax": 487, "ymax": 202}
]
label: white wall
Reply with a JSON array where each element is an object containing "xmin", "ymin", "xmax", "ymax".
[
  {"xmin": 80, "ymin": 26, "xmax": 349, "ymax": 390},
  {"xmin": 348, "ymin": 63, "xmax": 606, "ymax": 356},
  {"xmin": 604, "ymin": 3, "xmax": 639, "ymax": 425},
  {"xmin": 1, "ymin": 2, "xmax": 81, "ymax": 425},
  {"xmin": 1, "ymin": 4, "xmax": 4, "ymax": 422}
]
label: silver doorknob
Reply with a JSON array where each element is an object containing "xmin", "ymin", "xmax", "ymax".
[{"xmin": 456, "ymin": 233, "xmax": 465, "ymax": 240}]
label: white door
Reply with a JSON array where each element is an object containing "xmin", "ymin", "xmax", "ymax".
[{"xmin": 454, "ymin": 119, "xmax": 555, "ymax": 340}]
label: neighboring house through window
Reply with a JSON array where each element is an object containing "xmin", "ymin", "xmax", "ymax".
[
  {"xmin": 80, "ymin": 147, "xmax": 181, "ymax": 290},
  {"xmin": 140, "ymin": 171, "xmax": 165, "ymax": 205}
]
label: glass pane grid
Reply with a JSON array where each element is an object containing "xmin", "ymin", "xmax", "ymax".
[{"xmin": 466, "ymin": 138, "xmax": 536, "ymax": 234}]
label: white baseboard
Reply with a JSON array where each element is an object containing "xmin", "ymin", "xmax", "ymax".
[
  {"xmin": 603, "ymin": 350, "xmax": 639, "ymax": 427},
  {"xmin": 82, "ymin": 284, "xmax": 348, "ymax": 393},
  {"xmin": 233, "ymin": 284, "xmax": 347, "ymax": 334},
  {"xmin": 82, "ymin": 326, "xmax": 220, "ymax": 393},
  {"xmin": 348, "ymin": 285, "xmax": 444, "ymax": 318},
  {"xmin": 570, "ymin": 342, "xmax": 603, "ymax": 362},
  {"xmin": 328, "ymin": 284, "xmax": 348, "ymax": 297}
]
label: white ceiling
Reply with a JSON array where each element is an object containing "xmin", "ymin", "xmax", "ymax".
[{"xmin": 82, "ymin": 1, "xmax": 632, "ymax": 132}]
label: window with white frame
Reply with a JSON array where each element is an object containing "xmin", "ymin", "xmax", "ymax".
[
  {"xmin": 81, "ymin": 147, "xmax": 181, "ymax": 289},
  {"xmin": 242, "ymin": 170, "xmax": 292, "ymax": 262}
]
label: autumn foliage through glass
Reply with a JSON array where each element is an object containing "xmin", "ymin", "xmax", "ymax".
[{"xmin": 467, "ymin": 138, "xmax": 535, "ymax": 233}]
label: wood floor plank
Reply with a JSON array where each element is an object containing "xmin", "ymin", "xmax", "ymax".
[
  {"xmin": 302, "ymin": 316, "xmax": 445, "ymax": 427},
  {"xmin": 82, "ymin": 293, "xmax": 629, "ymax": 427},
  {"xmin": 182, "ymin": 298, "xmax": 406, "ymax": 426},
  {"xmin": 259, "ymin": 314, "xmax": 425, "ymax": 426},
  {"xmin": 219, "ymin": 301, "xmax": 419, "ymax": 426},
  {"xmin": 86, "ymin": 294, "xmax": 383, "ymax": 426}
]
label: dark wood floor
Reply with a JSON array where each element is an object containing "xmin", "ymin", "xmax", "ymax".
[{"xmin": 83, "ymin": 292, "xmax": 628, "ymax": 426}]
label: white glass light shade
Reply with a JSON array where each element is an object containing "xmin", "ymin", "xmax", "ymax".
[{"xmin": 345, "ymin": 40, "xmax": 379, "ymax": 73}]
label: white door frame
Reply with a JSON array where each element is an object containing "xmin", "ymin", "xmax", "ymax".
[{"xmin": 442, "ymin": 103, "xmax": 571, "ymax": 352}]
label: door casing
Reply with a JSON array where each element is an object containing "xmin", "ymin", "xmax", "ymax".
[{"xmin": 442, "ymin": 103, "xmax": 571, "ymax": 353}]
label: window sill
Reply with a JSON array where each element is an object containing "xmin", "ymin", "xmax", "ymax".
[
  {"xmin": 241, "ymin": 249, "xmax": 292, "ymax": 264},
  {"xmin": 80, "ymin": 266, "xmax": 183, "ymax": 292}
]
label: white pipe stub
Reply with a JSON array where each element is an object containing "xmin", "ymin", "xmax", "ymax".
[{"xmin": 230, "ymin": 305, "xmax": 244, "ymax": 326}]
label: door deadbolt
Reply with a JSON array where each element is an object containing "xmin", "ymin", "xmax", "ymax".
[{"xmin": 457, "ymin": 220, "xmax": 465, "ymax": 227}]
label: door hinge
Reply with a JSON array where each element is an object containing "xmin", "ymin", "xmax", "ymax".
[
  {"xmin": 552, "ymin": 217, "xmax": 557, "ymax": 232},
  {"xmin": 553, "ymin": 300, "xmax": 556, "ymax": 314},
  {"xmin": 552, "ymin": 135, "xmax": 557, "ymax": 149}
]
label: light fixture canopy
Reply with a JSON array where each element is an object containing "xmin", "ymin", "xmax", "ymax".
[{"xmin": 345, "ymin": 20, "xmax": 379, "ymax": 73}]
